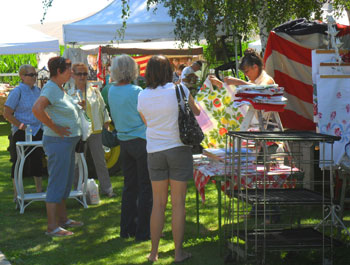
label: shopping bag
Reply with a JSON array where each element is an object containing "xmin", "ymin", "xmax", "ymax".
[{"xmin": 79, "ymin": 110, "xmax": 92, "ymax": 141}]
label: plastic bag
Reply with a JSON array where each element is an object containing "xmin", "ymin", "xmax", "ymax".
[
  {"xmin": 86, "ymin": 179, "xmax": 100, "ymax": 205},
  {"xmin": 79, "ymin": 110, "xmax": 92, "ymax": 141}
]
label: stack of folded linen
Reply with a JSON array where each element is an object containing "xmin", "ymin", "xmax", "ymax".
[{"xmin": 233, "ymin": 84, "xmax": 287, "ymax": 112}]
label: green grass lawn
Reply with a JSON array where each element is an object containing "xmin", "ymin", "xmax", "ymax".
[{"xmin": 0, "ymin": 120, "xmax": 349, "ymax": 265}]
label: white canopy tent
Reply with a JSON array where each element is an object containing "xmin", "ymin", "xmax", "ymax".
[
  {"xmin": 63, "ymin": 0, "xmax": 177, "ymax": 45},
  {"xmin": 0, "ymin": 25, "xmax": 59, "ymax": 55}
]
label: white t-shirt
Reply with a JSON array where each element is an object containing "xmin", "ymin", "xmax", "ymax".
[
  {"xmin": 180, "ymin": 66, "xmax": 194, "ymax": 80},
  {"xmin": 137, "ymin": 82, "xmax": 190, "ymax": 153}
]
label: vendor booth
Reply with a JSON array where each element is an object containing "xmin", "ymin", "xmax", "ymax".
[
  {"xmin": 193, "ymin": 17, "xmax": 350, "ymax": 264},
  {"xmin": 74, "ymin": 41, "xmax": 204, "ymax": 82}
]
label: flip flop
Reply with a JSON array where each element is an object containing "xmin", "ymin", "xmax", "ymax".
[
  {"xmin": 174, "ymin": 252, "xmax": 192, "ymax": 263},
  {"xmin": 45, "ymin": 227, "xmax": 73, "ymax": 237},
  {"xmin": 62, "ymin": 219, "xmax": 84, "ymax": 228}
]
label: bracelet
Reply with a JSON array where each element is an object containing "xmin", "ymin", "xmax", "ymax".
[{"xmin": 19, "ymin": 123, "xmax": 25, "ymax": 130}]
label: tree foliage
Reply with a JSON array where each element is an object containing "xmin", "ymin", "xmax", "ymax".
[
  {"xmin": 41, "ymin": 0, "xmax": 349, "ymax": 61},
  {"xmin": 41, "ymin": 0, "xmax": 54, "ymax": 24},
  {"xmin": 147, "ymin": 0, "xmax": 336, "ymax": 58},
  {"xmin": 332, "ymin": 0, "xmax": 350, "ymax": 22}
]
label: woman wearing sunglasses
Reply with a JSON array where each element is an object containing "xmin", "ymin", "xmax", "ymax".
[
  {"xmin": 3, "ymin": 64, "xmax": 44, "ymax": 202},
  {"xmin": 68, "ymin": 62, "xmax": 115, "ymax": 198},
  {"xmin": 33, "ymin": 56, "xmax": 83, "ymax": 237}
]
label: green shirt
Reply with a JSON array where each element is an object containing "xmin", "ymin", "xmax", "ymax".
[{"xmin": 101, "ymin": 82, "xmax": 113, "ymax": 113}]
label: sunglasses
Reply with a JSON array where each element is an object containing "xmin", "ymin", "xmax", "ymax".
[
  {"xmin": 58, "ymin": 57, "xmax": 71, "ymax": 67},
  {"xmin": 74, "ymin": 72, "xmax": 88, "ymax": 77},
  {"xmin": 24, "ymin": 73, "xmax": 38, "ymax": 77}
]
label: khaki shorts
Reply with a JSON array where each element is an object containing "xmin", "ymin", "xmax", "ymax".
[{"xmin": 147, "ymin": 146, "xmax": 193, "ymax": 182}]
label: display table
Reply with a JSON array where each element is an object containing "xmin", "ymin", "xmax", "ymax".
[
  {"xmin": 194, "ymin": 154, "xmax": 300, "ymax": 203},
  {"xmin": 14, "ymin": 140, "xmax": 88, "ymax": 214}
]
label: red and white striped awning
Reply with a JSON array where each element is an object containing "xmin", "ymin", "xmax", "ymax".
[{"xmin": 264, "ymin": 19, "xmax": 350, "ymax": 130}]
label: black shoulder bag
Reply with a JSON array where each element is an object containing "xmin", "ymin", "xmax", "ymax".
[
  {"xmin": 101, "ymin": 106, "xmax": 119, "ymax": 148},
  {"xmin": 175, "ymin": 84, "xmax": 204, "ymax": 146}
]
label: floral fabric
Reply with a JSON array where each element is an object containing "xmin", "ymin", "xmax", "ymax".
[
  {"xmin": 195, "ymin": 78, "xmax": 248, "ymax": 148},
  {"xmin": 316, "ymin": 76, "xmax": 350, "ymax": 165}
]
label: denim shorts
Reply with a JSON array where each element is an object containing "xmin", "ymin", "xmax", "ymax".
[{"xmin": 147, "ymin": 146, "xmax": 193, "ymax": 182}]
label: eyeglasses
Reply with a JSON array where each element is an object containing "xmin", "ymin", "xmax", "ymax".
[
  {"xmin": 74, "ymin": 72, "xmax": 88, "ymax": 77},
  {"xmin": 24, "ymin": 73, "xmax": 38, "ymax": 77}
]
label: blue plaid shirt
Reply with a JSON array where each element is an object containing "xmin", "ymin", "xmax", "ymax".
[{"xmin": 5, "ymin": 82, "xmax": 42, "ymax": 136}]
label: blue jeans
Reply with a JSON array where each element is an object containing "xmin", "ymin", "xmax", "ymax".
[
  {"xmin": 43, "ymin": 135, "xmax": 80, "ymax": 203},
  {"xmin": 119, "ymin": 138, "xmax": 152, "ymax": 240}
]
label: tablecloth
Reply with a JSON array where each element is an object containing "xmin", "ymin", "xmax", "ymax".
[{"xmin": 193, "ymin": 154, "xmax": 300, "ymax": 203}]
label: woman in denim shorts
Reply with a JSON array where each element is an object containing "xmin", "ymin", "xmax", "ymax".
[{"xmin": 138, "ymin": 55, "xmax": 200, "ymax": 263}]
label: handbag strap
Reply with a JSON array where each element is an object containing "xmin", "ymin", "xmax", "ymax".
[
  {"xmin": 175, "ymin": 84, "xmax": 182, "ymax": 107},
  {"xmin": 178, "ymin": 84, "xmax": 188, "ymax": 103},
  {"xmin": 175, "ymin": 84, "xmax": 188, "ymax": 108}
]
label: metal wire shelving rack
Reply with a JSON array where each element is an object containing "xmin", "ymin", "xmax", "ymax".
[{"xmin": 224, "ymin": 131, "xmax": 342, "ymax": 264}]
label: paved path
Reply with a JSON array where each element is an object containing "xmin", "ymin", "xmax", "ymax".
[{"xmin": 0, "ymin": 251, "xmax": 11, "ymax": 265}]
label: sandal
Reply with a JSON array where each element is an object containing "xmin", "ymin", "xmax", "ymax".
[
  {"xmin": 45, "ymin": 227, "xmax": 73, "ymax": 237},
  {"xmin": 62, "ymin": 219, "xmax": 84, "ymax": 228}
]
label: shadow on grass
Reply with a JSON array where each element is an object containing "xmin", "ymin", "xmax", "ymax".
[{"xmin": 1, "ymin": 156, "xmax": 350, "ymax": 264}]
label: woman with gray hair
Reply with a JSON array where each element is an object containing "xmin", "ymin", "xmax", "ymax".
[{"xmin": 108, "ymin": 54, "xmax": 152, "ymax": 241}]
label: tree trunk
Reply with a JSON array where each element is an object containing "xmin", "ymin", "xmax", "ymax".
[{"xmin": 257, "ymin": 2, "xmax": 269, "ymax": 57}]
